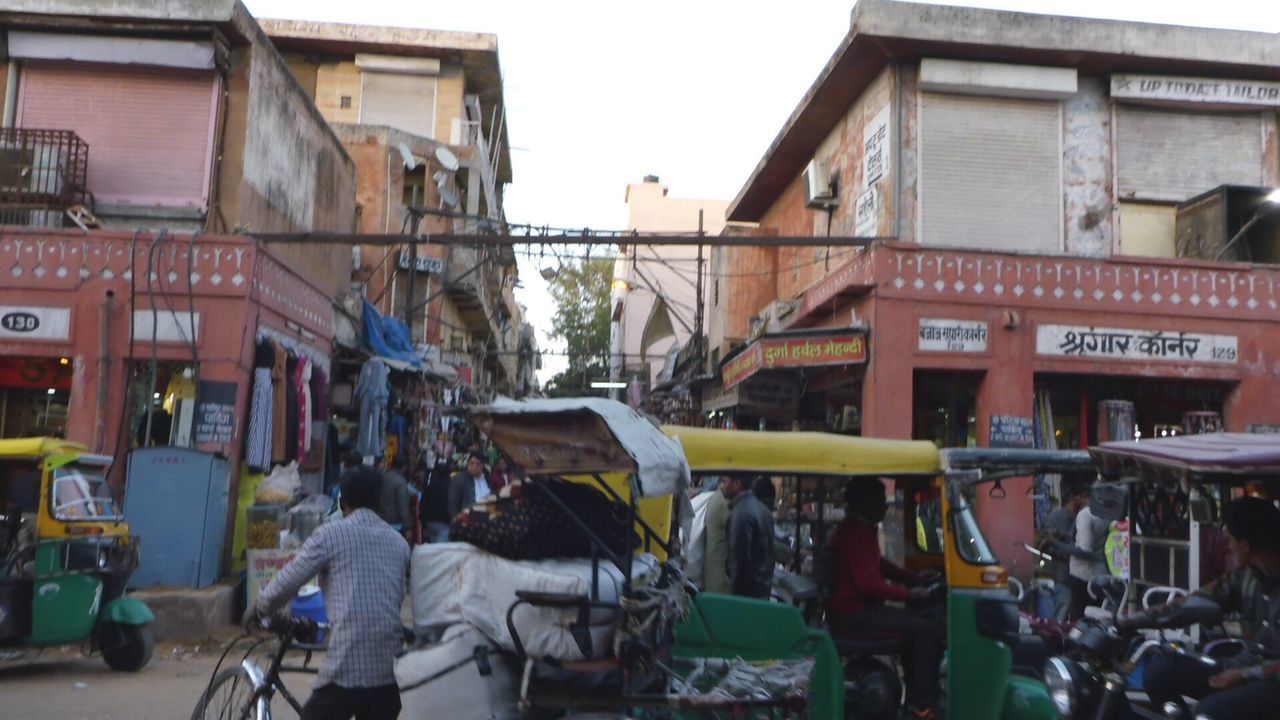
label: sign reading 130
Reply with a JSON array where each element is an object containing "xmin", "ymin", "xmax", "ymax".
[
  {"xmin": 0, "ymin": 307, "xmax": 71, "ymax": 341},
  {"xmin": 1, "ymin": 312, "xmax": 40, "ymax": 333}
]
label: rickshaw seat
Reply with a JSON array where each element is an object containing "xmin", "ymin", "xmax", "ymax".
[{"xmin": 833, "ymin": 635, "xmax": 906, "ymax": 657}]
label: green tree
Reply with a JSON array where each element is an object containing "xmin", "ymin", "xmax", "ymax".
[{"xmin": 546, "ymin": 257, "xmax": 613, "ymax": 397}]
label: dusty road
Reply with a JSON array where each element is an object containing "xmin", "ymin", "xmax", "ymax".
[{"xmin": 0, "ymin": 632, "xmax": 315, "ymax": 719}]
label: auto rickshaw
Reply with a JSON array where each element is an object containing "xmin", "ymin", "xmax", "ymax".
[
  {"xmin": 394, "ymin": 399, "xmax": 839, "ymax": 719},
  {"xmin": 1028, "ymin": 432, "xmax": 1280, "ymax": 720},
  {"xmin": 0, "ymin": 437, "xmax": 154, "ymax": 671},
  {"xmin": 667, "ymin": 426, "xmax": 1097, "ymax": 720}
]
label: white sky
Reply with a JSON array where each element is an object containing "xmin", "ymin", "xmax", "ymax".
[{"xmin": 244, "ymin": 0, "xmax": 1280, "ymax": 383}]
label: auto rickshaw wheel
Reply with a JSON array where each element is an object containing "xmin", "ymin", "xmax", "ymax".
[{"xmin": 98, "ymin": 621, "xmax": 154, "ymax": 672}]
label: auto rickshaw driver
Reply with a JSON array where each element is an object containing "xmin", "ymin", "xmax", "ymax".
[{"xmin": 828, "ymin": 479, "xmax": 945, "ymax": 720}]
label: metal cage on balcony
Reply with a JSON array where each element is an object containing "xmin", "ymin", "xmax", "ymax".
[{"xmin": 0, "ymin": 128, "xmax": 89, "ymax": 228}]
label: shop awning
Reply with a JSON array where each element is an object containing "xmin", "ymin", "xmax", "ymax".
[
  {"xmin": 663, "ymin": 425, "xmax": 939, "ymax": 477},
  {"xmin": 722, "ymin": 327, "xmax": 867, "ymax": 390},
  {"xmin": 1091, "ymin": 432, "xmax": 1280, "ymax": 483},
  {"xmin": 361, "ymin": 298, "xmax": 420, "ymax": 369}
]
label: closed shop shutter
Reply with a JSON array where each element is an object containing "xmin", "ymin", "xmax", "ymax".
[
  {"xmin": 1116, "ymin": 107, "xmax": 1261, "ymax": 203},
  {"xmin": 360, "ymin": 71, "xmax": 436, "ymax": 139},
  {"xmin": 919, "ymin": 93, "xmax": 1062, "ymax": 252},
  {"xmin": 16, "ymin": 62, "xmax": 218, "ymax": 209}
]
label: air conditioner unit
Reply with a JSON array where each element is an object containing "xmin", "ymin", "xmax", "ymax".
[{"xmin": 803, "ymin": 158, "xmax": 837, "ymax": 208}]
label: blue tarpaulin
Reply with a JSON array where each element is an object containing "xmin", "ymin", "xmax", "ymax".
[{"xmin": 362, "ymin": 299, "xmax": 421, "ymax": 368}]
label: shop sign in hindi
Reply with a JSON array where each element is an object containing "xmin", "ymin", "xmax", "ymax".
[
  {"xmin": 989, "ymin": 415, "xmax": 1035, "ymax": 448},
  {"xmin": 862, "ymin": 105, "xmax": 891, "ymax": 188},
  {"xmin": 724, "ymin": 333, "xmax": 867, "ymax": 389},
  {"xmin": 1037, "ymin": 324, "xmax": 1238, "ymax": 364},
  {"xmin": 918, "ymin": 319, "xmax": 988, "ymax": 353},
  {"xmin": 855, "ymin": 187, "xmax": 878, "ymax": 237},
  {"xmin": 194, "ymin": 380, "xmax": 237, "ymax": 444},
  {"xmin": 1111, "ymin": 74, "xmax": 1280, "ymax": 108},
  {"xmin": 0, "ymin": 306, "xmax": 71, "ymax": 341},
  {"xmin": 722, "ymin": 344, "xmax": 764, "ymax": 389}
]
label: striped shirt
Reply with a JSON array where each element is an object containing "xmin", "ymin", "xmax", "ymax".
[{"xmin": 257, "ymin": 508, "xmax": 409, "ymax": 687}]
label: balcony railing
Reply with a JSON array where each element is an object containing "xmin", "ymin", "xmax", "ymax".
[{"xmin": 0, "ymin": 128, "xmax": 89, "ymax": 228}]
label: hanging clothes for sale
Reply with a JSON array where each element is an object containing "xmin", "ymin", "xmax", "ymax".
[
  {"xmin": 245, "ymin": 340, "xmax": 275, "ymax": 472},
  {"xmin": 295, "ymin": 357, "xmax": 312, "ymax": 461},
  {"xmin": 269, "ymin": 339, "xmax": 289, "ymax": 463},
  {"xmin": 285, "ymin": 353, "xmax": 300, "ymax": 463},
  {"xmin": 311, "ymin": 363, "xmax": 329, "ymax": 418},
  {"xmin": 355, "ymin": 357, "xmax": 390, "ymax": 458}
]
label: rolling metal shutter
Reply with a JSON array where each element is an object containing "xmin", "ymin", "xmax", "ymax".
[
  {"xmin": 16, "ymin": 62, "xmax": 218, "ymax": 209},
  {"xmin": 1116, "ymin": 107, "xmax": 1262, "ymax": 203},
  {"xmin": 360, "ymin": 71, "xmax": 436, "ymax": 139},
  {"xmin": 919, "ymin": 93, "xmax": 1063, "ymax": 252}
]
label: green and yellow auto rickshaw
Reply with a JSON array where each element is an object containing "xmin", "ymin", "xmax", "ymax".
[
  {"xmin": 667, "ymin": 426, "xmax": 1096, "ymax": 720},
  {"xmin": 0, "ymin": 437, "xmax": 154, "ymax": 671}
]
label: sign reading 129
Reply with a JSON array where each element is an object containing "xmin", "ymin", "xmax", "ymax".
[{"xmin": 0, "ymin": 312, "xmax": 39, "ymax": 333}]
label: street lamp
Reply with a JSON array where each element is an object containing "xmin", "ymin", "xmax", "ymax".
[{"xmin": 1214, "ymin": 188, "xmax": 1280, "ymax": 261}]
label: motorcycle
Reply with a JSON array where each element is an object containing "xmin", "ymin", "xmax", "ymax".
[{"xmin": 1042, "ymin": 595, "xmax": 1225, "ymax": 719}]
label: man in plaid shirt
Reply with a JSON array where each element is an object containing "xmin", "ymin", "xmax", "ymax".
[{"xmin": 250, "ymin": 467, "xmax": 411, "ymax": 719}]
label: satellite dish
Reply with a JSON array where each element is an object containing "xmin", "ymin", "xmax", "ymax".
[
  {"xmin": 397, "ymin": 142, "xmax": 419, "ymax": 170},
  {"xmin": 435, "ymin": 146, "xmax": 460, "ymax": 172},
  {"xmin": 439, "ymin": 185, "xmax": 460, "ymax": 210}
]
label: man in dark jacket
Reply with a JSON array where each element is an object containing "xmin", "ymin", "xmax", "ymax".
[
  {"xmin": 377, "ymin": 455, "xmax": 412, "ymax": 536},
  {"xmin": 1126, "ymin": 497, "xmax": 1280, "ymax": 719},
  {"xmin": 446, "ymin": 452, "xmax": 489, "ymax": 521},
  {"xmin": 719, "ymin": 475, "xmax": 774, "ymax": 599}
]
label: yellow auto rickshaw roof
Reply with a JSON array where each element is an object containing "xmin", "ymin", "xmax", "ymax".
[
  {"xmin": 662, "ymin": 426, "xmax": 940, "ymax": 477},
  {"xmin": 0, "ymin": 437, "xmax": 89, "ymax": 459}
]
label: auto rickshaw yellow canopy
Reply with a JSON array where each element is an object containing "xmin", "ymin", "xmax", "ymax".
[
  {"xmin": 0, "ymin": 437, "xmax": 88, "ymax": 459},
  {"xmin": 662, "ymin": 426, "xmax": 940, "ymax": 477}
]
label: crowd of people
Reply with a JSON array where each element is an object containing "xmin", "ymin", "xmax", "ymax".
[{"xmin": 244, "ymin": 440, "xmax": 1280, "ymax": 720}]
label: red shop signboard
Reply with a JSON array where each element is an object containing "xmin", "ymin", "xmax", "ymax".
[{"xmin": 723, "ymin": 332, "xmax": 867, "ymax": 389}]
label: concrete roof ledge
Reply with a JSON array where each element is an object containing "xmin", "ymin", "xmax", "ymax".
[
  {"xmin": 853, "ymin": 0, "xmax": 1280, "ymax": 69},
  {"xmin": 0, "ymin": 0, "xmax": 238, "ymax": 23},
  {"xmin": 257, "ymin": 18, "xmax": 498, "ymax": 53}
]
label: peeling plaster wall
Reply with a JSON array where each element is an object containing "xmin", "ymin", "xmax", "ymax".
[
  {"xmin": 1063, "ymin": 77, "xmax": 1112, "ymax": 257},
  {"xmin": 898, "ymin": 64, "xmax": 920, "ymax": 244},
  {"xmin": 761, "ymin": 66, "xmax": 897, "ymax": 305}
]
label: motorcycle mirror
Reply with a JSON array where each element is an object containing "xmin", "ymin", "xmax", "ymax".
[{"xmin": 1089, "ymin": 483, "xmax": 1128, "ymax": 522}]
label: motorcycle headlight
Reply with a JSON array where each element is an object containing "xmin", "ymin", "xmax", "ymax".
[{"xmin": 1044, "ymin": 657, "xmax": 1076, "ymax": 718}]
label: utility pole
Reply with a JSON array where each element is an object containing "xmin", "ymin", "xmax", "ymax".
[{"xmin": 695, "ymin": 209, "xmax": 705, "ymax": 370}]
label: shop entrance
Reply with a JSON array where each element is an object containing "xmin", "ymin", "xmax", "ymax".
[
  {"xmin": 912, "ymin": 371, "xmax": 981, "ymax": 448},
  {"xmin": 1032, "ymin": 374, "xmax": 1231, "ymax": 447},
  {"xmin": 0, "ymin": 357, "xmax": 73, "ymax": 439},
  {"xmin": 124, "ymin": 362, "xmax": 199, "ymax": 449}
]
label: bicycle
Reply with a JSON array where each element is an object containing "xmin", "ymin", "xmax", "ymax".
[{"xmin": 191, "ymin": 615, "xmax": 325, "ymax": 720}]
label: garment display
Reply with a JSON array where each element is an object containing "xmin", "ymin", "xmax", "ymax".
[
  {"xmin": 355, "ymin": 358, "xmax": 390, "ymax": 458},
  {"xmin": 270, "ymin": 339, "xmax": 288, "ymax": 463},
  {"xmin": 284, "ymin": 354, "xmax": 300, "ymax": 464},
  {"xmin": 295, "ymin": 358, "xmax": 312, "ymax": 461},
  {"xmin": 311, "ymin": 365, "xmax": 330, "ymax": 419},
  {"xmin": 245, "ymin": 341, "xmax": 275, "ymax": 472}
]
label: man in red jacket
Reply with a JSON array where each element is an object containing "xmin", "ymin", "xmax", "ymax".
[{"xmin": 828, "ymin": 479, "xmax": 943, "ymax": 720}]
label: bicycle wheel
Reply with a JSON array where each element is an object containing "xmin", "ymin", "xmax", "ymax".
[{"xmin": 191, "ymin": 666, "xmax": 263, "ymax": 720}]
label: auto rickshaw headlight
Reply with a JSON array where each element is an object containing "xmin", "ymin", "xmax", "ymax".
[{"xmin": 1044, "ymin": 656, "xmax": 1076, "ymax": 718}]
